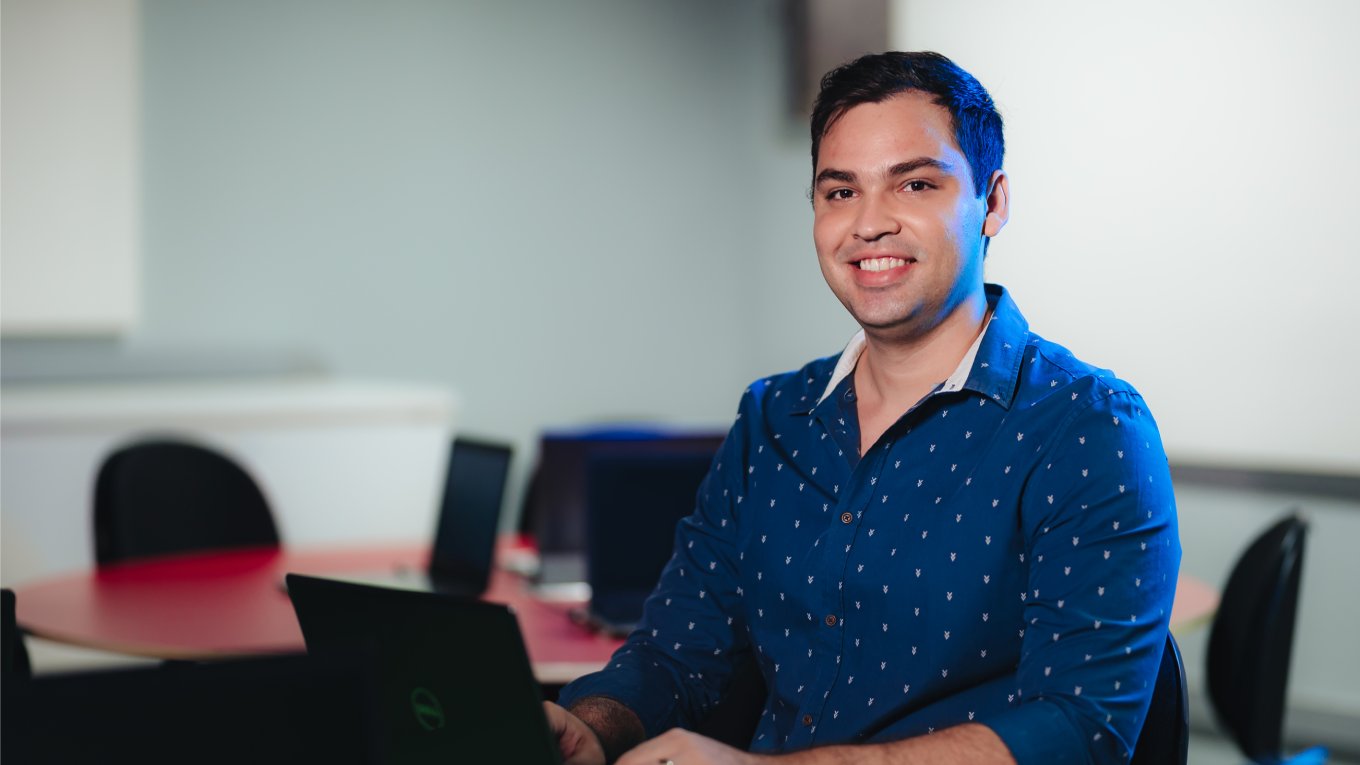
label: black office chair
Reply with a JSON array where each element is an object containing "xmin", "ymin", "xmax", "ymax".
[
  {"xmin": 93, "ymin": 439, "xmax": 280, "ymax": 565},
  {"xmin": 1207, "ymin": 510, "xmax": 1326, "ymax": 764},
  {"xmin": 1131, "ymin": 632, "xmax": 1188, "ymax": 765},
  {"xmin": 2, "ymin": 653, "xmax": 383, "ymax": 763},
  {"xmin": 2, "ymin": 588, "xmax": 32, "ymax": 681}
]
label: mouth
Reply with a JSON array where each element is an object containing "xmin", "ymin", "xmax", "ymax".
[{"xmin": 853, "ymin": 255, "xmax": 915, "ymax": 272}]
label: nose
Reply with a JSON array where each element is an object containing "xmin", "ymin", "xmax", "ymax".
[{"xmin": 853, "ymin": 192, "xmax": 900, "ymax": 242}]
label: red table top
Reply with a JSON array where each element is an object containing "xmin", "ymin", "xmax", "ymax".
[
  {"xmin": 13, "ymin": 541, "xmax": 624, "ymax": 684},
  {"xmin": 14, "ymin": 541, "xmax": 1218, "ymax": 680}
]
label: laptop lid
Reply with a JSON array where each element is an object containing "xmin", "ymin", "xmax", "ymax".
[
  {"xmin": 585, "ymin": 451, "xmax": 715, "ymax": 635},
  {"xmin": 427, "ymin": 437, "xmax": 513, "ymax": 594},
  {"xmin": 284, "ymin": 573, "xmax": 561, "ymax": 765}
]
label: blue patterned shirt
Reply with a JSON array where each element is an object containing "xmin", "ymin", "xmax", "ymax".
[{"xmin": 558, "ymin": 285, "xmax": 1180, "ymax": 764}]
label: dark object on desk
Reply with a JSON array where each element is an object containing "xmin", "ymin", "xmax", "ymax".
[
  {"xmin": 521, "ymin": 426, "xmax": 725, "ymax": 587},
  {"xmin": 1208, "ymin": 510, "xmax": 1326, "ymax": 764},
  {"xmin": 0, "ymin": 652, "xmax": 382, "ymax": 764},
  {"xmin": 583, "ymin": 451, "xmax": 715, "ymax": 636},
  {"xmin": 1131, "ymin": 633, "xmax": 1189, "ymax": 765},
  {"xmin": 325, "ymin": 436, "xmax": 513, "ymax": 597},
  {"xmin": 2, "ymin": 588, "xmax": 32, "ymax": 680},
  {"xmin": 94, "ymin": 438, "xmax": 279, "ymax": 565},
  {"xmin": 285, "ymin": 573, "xmax": 562, "ymax": 764}
]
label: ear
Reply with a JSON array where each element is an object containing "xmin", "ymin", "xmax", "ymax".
[{"xmin": 981, "ymin": 170, "xmax": 1010, "ymax": 238}]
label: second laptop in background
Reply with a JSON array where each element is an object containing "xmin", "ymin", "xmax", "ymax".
[{"xmin": 317, "ymin": 436, "xmax": 512, "ymax": 597}]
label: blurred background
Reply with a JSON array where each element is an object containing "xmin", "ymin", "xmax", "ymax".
[{"xmin": 3, "ymin": 0, "xmax": 1357, "ymax": 761}]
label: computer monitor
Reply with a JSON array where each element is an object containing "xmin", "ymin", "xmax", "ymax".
[
  {"xmin": 520, "ymin": 426, "xmax": 726, "ymax": 566},
  {"xmin": 584, "ymin": 451, "xmax": 717, "ymax": 635}
]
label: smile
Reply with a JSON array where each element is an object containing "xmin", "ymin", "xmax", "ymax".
[{"xmin": 856, "ymin": 256, "xmax": 910, "ymax": 272}]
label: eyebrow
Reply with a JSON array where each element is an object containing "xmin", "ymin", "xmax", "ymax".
[{"xmin": 814, "ymin": 157, "xmax": 956, "ymax": 188}]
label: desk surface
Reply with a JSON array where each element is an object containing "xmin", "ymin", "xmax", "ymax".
[
  {"xmin": 15, "ymin": 544, "xmax": 1219, "ymax": 683},
  {"xmin": 13, "ymin": 544, "xmax": 623, "ymax": 685},
  {"xmin": 1169, "ymin": 572, "xmax": 1219, "ymax": 634}
]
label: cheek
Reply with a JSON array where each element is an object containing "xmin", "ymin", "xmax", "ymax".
[
  {"xmin": 907, "ymin": 206, "xmax": 971, "ymax": 258},
  {"xmin": 812, "ymin": 228, "xmax": 833, "ymax": 262},
  {"xmin": 812, "ymin": 211, "xmax": 846, "ymax": 258}
]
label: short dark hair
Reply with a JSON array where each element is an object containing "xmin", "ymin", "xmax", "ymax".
[{"xmin": 810, "ymin": 51, "xmax": 1004, "ymax": 197}]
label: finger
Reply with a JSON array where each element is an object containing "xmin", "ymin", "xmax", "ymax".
[
  {"xmin": 542, "ymin": 701, "xmax": 569, "ymax": 734},
  {"xmin": 542, "ymin": 702, "xmax": 587, "ymax": 762},
  {"xmin": 615, "ymin": 729, "xmax": 684, "ymax": 765}
]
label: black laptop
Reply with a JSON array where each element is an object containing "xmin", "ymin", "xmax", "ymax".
[
  {"xmin": 328, "ymin": 436, "xmax": 512, "ymax": 596},
  {"xmin": 285, "ymin": 573, "xmax": 562, "ymax": 765}
]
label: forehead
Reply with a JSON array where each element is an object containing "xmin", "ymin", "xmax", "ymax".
[{"xmin": 817, "ymin": 91, "xmax": 965, "ymax": 174}]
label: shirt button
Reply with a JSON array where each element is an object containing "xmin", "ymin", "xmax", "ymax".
[
  {"xmin": 824, "ymin": 614, "xmax": 837, "ymax": 627},
  {"xmin": 802, "ymin": 714, "xmax": 814, "ymax": 726},
  {"xmin": 840, "ymin": 512, "xmax": 853, "ymax": 524}
]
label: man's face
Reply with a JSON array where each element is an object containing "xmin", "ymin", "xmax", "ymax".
[{"xmin": 812, "ymin": 91, "xmax": 1007, "ymax": 342}]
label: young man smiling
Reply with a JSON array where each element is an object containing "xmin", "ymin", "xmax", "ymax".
[{"xmin": 545, "ymin": 52, "xmax": 1180, "ymax": 765}]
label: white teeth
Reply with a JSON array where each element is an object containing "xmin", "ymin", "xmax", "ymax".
[{"xmin": 858, "ymin": 257, "xmax": 907, "ymax": 272}]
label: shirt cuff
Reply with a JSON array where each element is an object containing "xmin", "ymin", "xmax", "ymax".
[
  {"xmin": 557, "ymin": 666, "xmax": 679, "ymax": 738},
  {"xmin": 981, "ymin": 699, "xmax": 1089, "ymax": 765}
]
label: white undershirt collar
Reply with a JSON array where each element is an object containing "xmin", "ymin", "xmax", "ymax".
[{"xmin": 815, "ymin": 317, "xmax": 994, "ymax": 407}]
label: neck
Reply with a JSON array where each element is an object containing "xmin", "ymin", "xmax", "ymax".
[{"xmin": 855, "ymin": 290, "xmax": 990, "ymax": 414}]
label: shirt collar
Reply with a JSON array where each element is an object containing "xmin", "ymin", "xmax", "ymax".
[{"xmin": 811, "ymin": 283, "xmax": 1030, "ymax": 411}]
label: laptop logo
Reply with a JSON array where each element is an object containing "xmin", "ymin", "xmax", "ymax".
[{"xmin": 410, "ymin": 687, "xmax": 447, "ymax": 732}]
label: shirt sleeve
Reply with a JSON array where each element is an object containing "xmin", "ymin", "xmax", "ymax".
[
  {"xmin": 981, "ymin": 388, "xmax": 1181, "ymax": 765},
  {"xmin": 556, "ymin": 393, "xmax": 755, "ymax": 736}
]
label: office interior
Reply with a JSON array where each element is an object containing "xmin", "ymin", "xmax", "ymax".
[{"xmin": 2, "ymin": 1, "xmax": 1357, "ymax": 762}]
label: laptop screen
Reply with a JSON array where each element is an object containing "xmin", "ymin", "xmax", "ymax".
[{"xmin": 428, "ymin": 437, "xmax": 513, "ymax": 591}]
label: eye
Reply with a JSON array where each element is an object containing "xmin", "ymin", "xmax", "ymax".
[
  {"xmin": 824, "ymin": 188, "xmax": 856, "ymax": 202},
  {"xmin": 902, "ymin": 180, "xmax": 934, "ymax": 193}
]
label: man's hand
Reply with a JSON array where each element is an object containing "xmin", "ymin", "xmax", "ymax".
[
  {"xmin": 544, "ymin": 701, "xmax": 608, "ymax": 765},
  {"xmin": 616, "ymin": 729, "xmax": 760, "ymax": 765}
]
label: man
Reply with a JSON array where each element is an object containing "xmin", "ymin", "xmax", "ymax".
[{"xmin": 545, "ymin": 51, "xmax": 1180, "ymax": 765}]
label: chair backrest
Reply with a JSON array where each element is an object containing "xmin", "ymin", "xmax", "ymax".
[
  {"xmin": 94, "ymin": 439, "xmax": 280, "ymax": 565},
  {"xmin": 1206, "ymin": 511, "xmax": 1308, "ymax": 762},
  {"xmin": 2, "ymin": 589, "xmax": 32, "ymax": 681},
  {"xmin": 1131, "ymin": 632, "xmax": 1189, "ymax": 765}
]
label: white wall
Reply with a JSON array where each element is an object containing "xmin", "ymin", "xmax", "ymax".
[
  {"xmin": 884, "ymin": 0, "xmax": 1360, "ymax": 473},
  {"xmin": 881, "ymin": 0, "xmax": 1360, "ymax": 726},
  {"xmin": 1, "ymin": 0, "xmax": 141, "ymax": 335}
]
